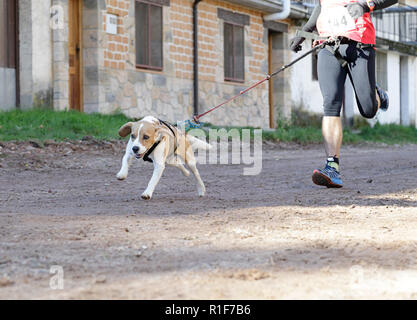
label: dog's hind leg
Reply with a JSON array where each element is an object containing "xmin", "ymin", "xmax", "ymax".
[
  {"xmin": 117, "ymin": 141, "xmax": 134, "ymax": 180},
  {"xmin": 166, "ymin": 156, "xmax": 190, "ymax": 177},
  {"xmin": 185, "ymin": 147, "xmax": 206, "ymax": 197}
]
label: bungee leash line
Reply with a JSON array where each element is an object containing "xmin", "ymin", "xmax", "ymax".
[{"xmin": 182, "ymin": 31, "xmax": 331, "ymax": 130}]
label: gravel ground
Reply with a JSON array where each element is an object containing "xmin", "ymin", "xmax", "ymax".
[{"xmin": 0, "ymin": 140, "xmax": 417, "ymax": 299}]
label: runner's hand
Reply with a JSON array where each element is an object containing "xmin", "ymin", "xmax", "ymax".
[
  {"xmin": 345, "ymin": 0, "xmax": 370, "ymax": 20},
  {"xmin": 312, "ymin": 40, "xmax": 321, "ymax": 48},
  {"xmin": 290, "ymin": 36, "xmax": 305, "ymax": 53}
]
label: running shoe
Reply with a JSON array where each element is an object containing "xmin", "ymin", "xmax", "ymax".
[
  {"xmin": 376, "ymin": 85, "xmax": 389, "ymax": 112},
  {"xmin": 312, "ymin": 164, "xmax": 343, "ymax": 188}
]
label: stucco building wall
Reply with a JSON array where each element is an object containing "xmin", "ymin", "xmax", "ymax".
[{"xmin": 19, "ymin": 0, "xmax": 53, "ymax": 109}]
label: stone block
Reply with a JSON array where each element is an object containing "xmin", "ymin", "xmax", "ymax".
[
  {"xmin": 53, "ymin": 28, "xmax": 68, "ymax": 43},
  {"xmin": 83, "ymin": 48, "xmax": 99, "ymax": 67},
  {"xmin": 54, "ymin": 99, "xmax": 69, "ymax": 111},
  {"xmin": 53, "ymin": 44, "xmax": 68, "ymax": 62},
  {"xmin": 153, "ymin": 74, "xmax": 167, "ymax": 87},
  {"xmin": 84, "ymin": 85, "xmax": 100, "ymax": 104},
  {"xmin": 128, "ymin": 70, "xmax": 146, "ymax": 84},
  {"xmin": 106, "ymin": 92, "xmax": 116, "ymax": 103},
  {"xmin": 83, "ymin": 30, "xmax": 98, "ymax": 48},
  {"xmin": 83, "ymin": 103, "xmax": 98, "ymax": 113},
  {"xmin": 53, "ymin": 80, "xmax": 69, "ymax": 99},
  {"xmin": 85, "ymin": 66, "xmax": 99, "ymax": 82},
  {"xmin": 83, "ymin": 9, "xmax": 99, "ymax": 30}
]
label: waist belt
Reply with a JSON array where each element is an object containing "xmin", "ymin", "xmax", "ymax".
[{"xmin": 325, "ymin": 37, "xmax": 375, "ymax": 68}]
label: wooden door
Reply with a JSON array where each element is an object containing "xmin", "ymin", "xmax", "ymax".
[
  {"xmin": 68, "ymin": 0, "xmax": 82, "ymax": 111},
  {"xmin": 0, "ymin": 0, "xmax": 18, "ymax": 110}
]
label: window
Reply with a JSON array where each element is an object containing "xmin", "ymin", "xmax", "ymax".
[
  {"xmin": 135, "ymin": 0, "xmax": 163, "ymax": 70},
  {"xmin": 224, "ymin": 22, "xmax": 244, "ymax": 82}
]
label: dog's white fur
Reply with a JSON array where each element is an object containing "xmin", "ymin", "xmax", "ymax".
[{"xmin": 117, "ymin": 116, "xmax": 212, "ymax": 200}]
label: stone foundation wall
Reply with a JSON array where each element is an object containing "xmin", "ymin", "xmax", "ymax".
[{"xmin": 97, "ymin": 0, "xmax": 270, "ymax": 127}]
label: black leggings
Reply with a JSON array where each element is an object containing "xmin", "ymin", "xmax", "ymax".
[{"xmin": 318, "ymin": 42, "xmax": 378, "ymax": 118}]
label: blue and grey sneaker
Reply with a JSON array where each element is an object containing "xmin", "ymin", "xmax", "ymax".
[
  {"xmin": 376, "ymin": 85, "xmax": 389, "ymax": 112},
  {"xmin": 312, "ymin": 161, "xmax": 343, "ymax": 188}
]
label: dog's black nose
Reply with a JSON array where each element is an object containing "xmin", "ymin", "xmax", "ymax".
[{"xmin": 132, "ymin": 146, "xmax": 139, "ymax": 154}]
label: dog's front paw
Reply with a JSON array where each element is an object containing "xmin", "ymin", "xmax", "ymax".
[
  {"xmin": 141, "ymin": 193, "xmax": 152, "ymax": 200},
  {"xmin": 116, "ymin": 171, "xmax": 127, "ymax": 180},
  {"xmin": 198, "ymin": 187, "xmax": 206, "ymax": 197}
]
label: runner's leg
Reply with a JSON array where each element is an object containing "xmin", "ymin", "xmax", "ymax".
[
  {"xmin": 312, "ymin": 46, "xmax": 347, "ymax": 188},
  {"xmin": 317, "ymin": 47, "xmax": 347, "ymax": 158},
  {"xmin": 322, "ymin": 116, "xmax": 343, "ymax": 158},
  {"xmin": 346, "ymin": 46, "xmax": 378, "ymax": 118}
]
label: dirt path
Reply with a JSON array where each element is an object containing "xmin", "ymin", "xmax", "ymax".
[{"xmin": 0, "ymin": 140, "xmax": 417, "ymax": 299}]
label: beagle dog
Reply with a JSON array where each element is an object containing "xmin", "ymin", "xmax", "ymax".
[{"xmin": 117, "ymin": 116, "xmax": 212, "ymax": 200}]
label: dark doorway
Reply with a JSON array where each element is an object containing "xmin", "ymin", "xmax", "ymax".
[
  {"xmin": 68, "ymin": 0, "xmax": 83, "ymax": 111},
  {"xmin": 268, "ymin": 30, "xmax": 286, "ymax": 129},
  {"xmin": 400, "ymin": 56, "xmax": 409, "ymax": 126}
]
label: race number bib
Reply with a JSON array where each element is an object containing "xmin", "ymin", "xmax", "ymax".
[{"xmin": 320, "ymin": 6, "xmax": 356, "ymax": 36}]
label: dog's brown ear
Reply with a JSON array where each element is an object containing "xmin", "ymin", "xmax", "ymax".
[{"xmin": 118, "ymin": 122, "xmax": 134, "ymax": 137}]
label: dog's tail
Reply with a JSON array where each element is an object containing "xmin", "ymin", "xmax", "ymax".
[{"xmin": 187, "ymin": 135, "xmax": 213, "ymax": 151}]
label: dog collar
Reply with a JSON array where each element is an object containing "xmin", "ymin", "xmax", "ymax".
[{"xmin": 142, "ymin": 140, "xmax": 162, "ymax": 163}]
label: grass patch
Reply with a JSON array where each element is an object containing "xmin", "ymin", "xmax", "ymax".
[
  {"xmin": 0, "ymin": 109, "xmax": 416, "ymax": 145},
  {"xmin": 209, "ymin": 123, "xmax": 417, "ymax": 145},
  {"xmin": 345, "ymin": 123, "xmax": 417, "ymax": 144},
  {"xmin": 0, "ymin": 109, "xmax": 130, "ymax": 141},
  {"xmin": 271, "ymin": 123, "xmax": 417, "ymax": 145}
]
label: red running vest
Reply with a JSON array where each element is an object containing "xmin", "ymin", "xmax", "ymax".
[{"xmin": 316, "ymin": 0, "xmax": 376, "ymax": 44}]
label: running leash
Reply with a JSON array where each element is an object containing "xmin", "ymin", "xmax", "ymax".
[{"xmin": 182, "ymin": 33, "xmax": 331, "ymax": 129}]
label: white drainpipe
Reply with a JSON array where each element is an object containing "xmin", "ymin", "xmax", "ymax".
[{"xmin": 263, "ymin": 0, "xmax": 291, "ymax": 20}]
